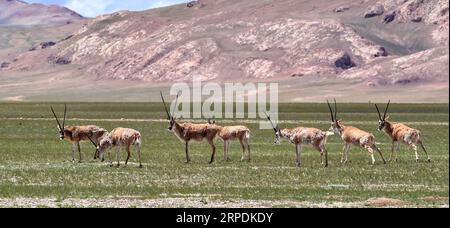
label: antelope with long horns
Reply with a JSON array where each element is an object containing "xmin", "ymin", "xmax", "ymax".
[
  {"xmin": 375, "ymin": 101, "xmax": 431, "ymax": 162},
  {"xmin": 207, "ymin": 120, "xmax": 251, "ymax": 162},
  {"xmin": 51, "ymin": 105, "xmax": 108, "ymax": 162},
  {"xmin": 89, "ymin": 128, "xmax": 143, "ymax": 168},
  {"xmin": 264, "ymin": 112, "xmax": 331, "ymax": 167},
  {"xmin": 161, "ymin": 92, "xmax": 221, "ymax": 164},
  {"xmin": 327, "ymin": 99, "xmax": 386, "ymax": 165}
]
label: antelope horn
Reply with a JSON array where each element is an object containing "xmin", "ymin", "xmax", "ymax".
[
  {"xmin": 383, "ymin": 100, "xmax": 391, "ymax": 120},
  {"xmin": 86, "ymin": 135, "xmax": 97, "ymax": 147},
  {"xmin": 160, "ymin": 91, "xmax": 171, "ymax": 120},
  {"xmin": 264, "ymin": 111, "xmax": 278, "ymax": 132},
  {"xmin": 374, "ymin": 104, "xmax": 382, "ymax": 121},
  {"xmin": 326, "ymin": 100, "xmax": 335, "ymax": 122},
  {"xmin": 50, "ymin": 105, "xmax": 63, "ymax": 130}
]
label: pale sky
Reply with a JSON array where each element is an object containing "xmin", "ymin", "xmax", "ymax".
[{"xmin": 25, "ymin": 0, "xmax": 189, "ymax": 17}]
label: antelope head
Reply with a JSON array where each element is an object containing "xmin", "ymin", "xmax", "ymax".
[
  {"xmin": 50, "ymin": 104, "xmax": 67, "ymax": 140},
  {"xmin": 264, "ymin": 112, "xmax": 282, "ymax": 144},
  {"xmin": 375, "ymin": 100, "xmax": 391, "ymax": 131},
  {"xmin": 160, "ymin": 91, "xmax": 180, "ymax": 131},
  {"xmin": 207, "ymin": 118, "xmax": 216, "ymax": 125},
  {"xmin": 327, "ymin": 99, "xmax": 342, "ymax": 134},
  {"xmin": 90, "ymin": 133, "xmax": 113, "ymax": 160}
]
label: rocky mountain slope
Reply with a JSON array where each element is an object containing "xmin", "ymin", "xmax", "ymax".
[
  {"xmin": 0, "ymin": 0, "xmax": 448, "ymax": 102},
  {"xmin": 0, "ymin": 0, "xmax": 86, "ymax": 67},
  {"xmin": 0, "ymin": 0, "xmax": 83, "ymax": 25}
]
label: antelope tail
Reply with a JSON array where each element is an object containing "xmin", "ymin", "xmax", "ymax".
[
  {"xmin": 134, "ymin": 133, "xmax": 142, "ymax": 146},
  {"xmin": 245, "ymin": 130, "xmax": 251, "ymax": 140},
  {"xmin": 415, "ymin": 131, "xmax": 422, "ymax": 142}
]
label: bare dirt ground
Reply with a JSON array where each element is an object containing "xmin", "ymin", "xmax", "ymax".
[
  {"xmin": 1, "ymin": 197, "xmax": 447, "ymax": 208},
  {"xmin": 0, "ymin": 70, "xmax": 448, "ymax": 102}
]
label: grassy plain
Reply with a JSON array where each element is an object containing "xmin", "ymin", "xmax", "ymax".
[{"xmin": 0, "ymin": 103, "xmax": 448, "ymax": 207}]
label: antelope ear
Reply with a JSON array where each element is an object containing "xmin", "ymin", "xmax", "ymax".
[
  {"xmin": 337, "ymin": 120, "xmax": 343, "ymax": 124},
  {"xmin": 385, "ymin": 115, "xmax": 390, "ymax": 120}
]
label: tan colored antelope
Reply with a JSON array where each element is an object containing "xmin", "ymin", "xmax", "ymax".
[
  {"xmin": 208, "ymin": 120, "xmax": 251, "ymax": 162},
  {"xmin": 90, "ymin": 128, "xmax": 143, "ymax": 168},
  {"xmin": 161, "ymin": 92, "xmax": 221, "ymax": 164},
  {"xmin": 327, "ymin": 100, "xmax": 386, "ymax": 165},
  {"xmin": 264, "ymin": 112, "xmax": 331, "ymax": 167},
  {"xmin": 375, "ymin": 101, "xmax": 431, "ymax": 162},
  {"xmin": 51, "ymin": 105, "xmax": 108, "ymax": 162}
]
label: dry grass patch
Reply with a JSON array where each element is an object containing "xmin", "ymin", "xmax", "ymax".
[{"xmin": 365, "ymin": 198, "xmax": 410, "ymax": 208}]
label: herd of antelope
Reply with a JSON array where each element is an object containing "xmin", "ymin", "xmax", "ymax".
[{"xmin": 50, "ymin": 94, "xmax": 431, "ymax": 168}]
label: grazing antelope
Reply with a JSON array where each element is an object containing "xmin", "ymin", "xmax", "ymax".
[
  {"xmin": 264, "ymin": 112, "xmax": 331, "ymax": 167},
  {"xmin": 375, "ymin": 101, "xmax": 431, "ymax": 162},
  {"xmin": 327, "ymin": 100, "xmax": 386, "ymax": 165},
  {"xmin": 90, "ymin": 128, "xmax": 143, "ymax": 168},
  {"xmin": 51, "ymin": 105, "xmax": 108, "ymax": 162},
  {"xmin": 161, "ymin": 92, "xmax": 221, "ymax": 164},
  {"xmin": 207, "ymin": 120, "xmax": 251, "ymax": 162}
]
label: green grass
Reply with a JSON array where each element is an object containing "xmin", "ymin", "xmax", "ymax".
[{"xmin": 0, "ymin": 103, "xmax": 448, "ymax": 207}]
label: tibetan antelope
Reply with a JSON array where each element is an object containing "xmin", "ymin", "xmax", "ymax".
[
  {"xmin": 161, "ymin": 92, "xmax": 221, "ymax": 164},
  {"xmin": 51, "ymin": 105, "xmax": 108, "ymax": 162},
  {"xmin": 327, "ymin": 99, "xmax": 386, "ymax": 165},
  {"xmin": 264, "ymin": 112, "xmax": 331, "ymax": 167},
  {"xmin": 89, "ymin": 128, "xmax": 143, "ymax": 168},
  {"xmin": 207, "ymin": 120, "xmax": 251, "ymax": 162},
  {"xmin": 375, "ymin": 101, "xmax": 431, "ymax": 162}
]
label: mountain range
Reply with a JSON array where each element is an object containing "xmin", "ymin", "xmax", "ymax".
[
  {"xmin": 0, "ymin": 0, "xmax": 448, "ymax": 102},
  {"xmin": 0, "ymin": 0, "xmax": 83, "ymax": 25}
]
